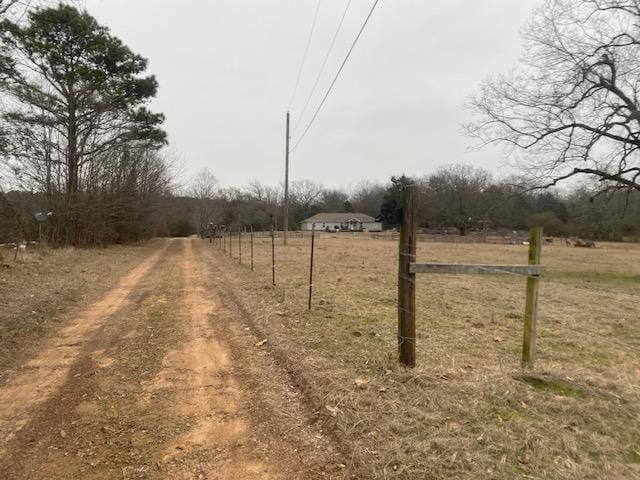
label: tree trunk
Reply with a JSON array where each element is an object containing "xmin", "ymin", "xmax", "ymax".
[{"xmin": 66, "ymin": 102, "xmax": 79, "ymax": 245}]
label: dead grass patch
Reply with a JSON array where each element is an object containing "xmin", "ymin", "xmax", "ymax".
[{"xmin": 0, "ymin": 242, "xmax": 158, "ymax": 378}]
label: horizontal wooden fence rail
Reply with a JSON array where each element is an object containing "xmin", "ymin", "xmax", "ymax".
[{"xmin": 409, "ymin": 263, "xmax": 543, "ymax": 276}]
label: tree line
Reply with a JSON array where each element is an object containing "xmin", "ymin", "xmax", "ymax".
[
  {"xmin": 4, "ymin": 158, "xmax": 639, "ymax": 244},
  {"xmin": 175, "ymin": 164, "xmax": 640, "ymax": 242}
]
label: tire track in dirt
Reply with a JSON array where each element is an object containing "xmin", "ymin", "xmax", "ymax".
[
  {"xmin": 143, "ymin": 240, "xmax": 278, "ymax": 479},
  {"xmin": 0, "ymin": 240, "xmax": 187, "ymax": 479},
  {"xmin": 0, "ymin": 243, "xmax": 166, "ymax": 454}
]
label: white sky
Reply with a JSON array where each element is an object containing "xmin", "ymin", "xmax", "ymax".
[{"xmin": 84, "ymin": 0, "xmax": 541, "ymax": 189}]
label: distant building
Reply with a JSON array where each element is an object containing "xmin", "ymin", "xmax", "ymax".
[{"xmin": 300, "ymin": 213, "xmax": 382, "ymax": 232}]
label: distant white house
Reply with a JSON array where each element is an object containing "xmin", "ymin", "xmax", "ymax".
[{"xmin": 300, "ymin": 213, "xmax": 383, "ymax": 232}]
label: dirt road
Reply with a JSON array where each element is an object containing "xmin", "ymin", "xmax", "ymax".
[{"xmin": 0, "ymin": 239, "xmax": 332, "ymax": 479}]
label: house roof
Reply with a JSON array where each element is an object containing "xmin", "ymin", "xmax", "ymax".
[{"xmin": 301, "ymin": 213, "xmax": 377, "ymax": 223}]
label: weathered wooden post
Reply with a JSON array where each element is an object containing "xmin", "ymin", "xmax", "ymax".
[
  {"xmin": 522, "ymin": 226, "xmax": 543, "ymax": 369},
  {"xmin": 239, "ymin": 226, "xmax": 242, "ymax": 265},
  {"xmin": 398, "ymin": 186, "xmax": 417, "ymax": 367},
  {"xmin": 308, "ymin": 224, "xmax": 316, "ymax": 309},
  {"xmin": 229, "ymin": 229, "xmax": 233, "ymax": 258},
  {"xmin": 250, "ymin": 226, "xmax": 254, "ymax": 272}
]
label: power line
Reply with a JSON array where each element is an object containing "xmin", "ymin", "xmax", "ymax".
[
  {"xmin": 287, "ymin": 0, "xmax": 323, "ymax": 111},
  {"xmin": 293, "ymin": 0, "xmax": 352, "ymax": 137},
  {"xmin": 290, "ymin": 0, "xmax": 381, "ymax": 153}
]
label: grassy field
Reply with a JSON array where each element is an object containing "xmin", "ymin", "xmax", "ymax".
[{"xmin": 206, "ymin": 234, "xmax": 640, "ymax": 479}]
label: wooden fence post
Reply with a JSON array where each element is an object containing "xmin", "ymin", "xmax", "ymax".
[
  {"xmin": 271, "ymin": 224, "xmax": 276, "ymax": 286},
  {"xmin": 229, "ymin": 229, "xmax": 232, "ymax": 258},
  {"xmin": 308, "ymin": 224, "xmax": 316, "ymax": 309},
  {"xmin": 398, "ymin": 186, "xmax": 417, "ymax": 367},
  {"xmin": 250, "ymin": 226, "xmax": 254, "ymax": 272},
  {"xmin": 522, "ymin": 226, "xmax": 543, "ymax": 369},
  {"xmin": 239, "ymin": 226, "xmax": 242, "ymax": 265}
]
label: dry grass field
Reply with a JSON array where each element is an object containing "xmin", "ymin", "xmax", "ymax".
[
  {"xmin": 206, "ymin": 234, "xmax": 640, "ymax": 479},
  {"xmin": 0, "ymin": 243, "xmax": 158, "ymax": 378}
]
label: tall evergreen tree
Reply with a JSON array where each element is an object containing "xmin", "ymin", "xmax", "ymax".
[
  {"xmin": 378, "ymin": 175, "xmax": 414, "ymax": 228},
  {"xmin": 0, "ymin": 5, "xmax": 166, "ymax": 242}
]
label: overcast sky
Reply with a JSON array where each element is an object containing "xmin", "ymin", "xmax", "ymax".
[{"xmin": 84, "ymin": 0, "xmax": 541, "ymax": 190}]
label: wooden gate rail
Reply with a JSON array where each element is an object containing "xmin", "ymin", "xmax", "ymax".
[{"xmin": 398, "ymin": 185, "xmax": 544, "ymax": 369}]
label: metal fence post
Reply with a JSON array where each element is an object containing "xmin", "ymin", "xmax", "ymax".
[
  {"xmin": 250, "ymin": 226, "xmax": 254, "ymax": 272},
  {"xmin": 308, "ymin": 224, "xmax": 316, "ymax": 309},
  {"xmin": 271, "ymin": 224, "xmax": 276, "ymax": 286}
]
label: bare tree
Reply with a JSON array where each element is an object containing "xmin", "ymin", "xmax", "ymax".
[
  {"xmin": 245, "ymin": 179, "xmax": 281, "ymax": 227},
  {"xmin": 423, "ymin": 165, "xmax": 490, "ymax": 235},
  {"xmin": 245, "ymin": 179, "xmax": 267, "ymax": 202},
  {"xmin": 290, "ymin": 179, "xmax": 324, "ymax": 208},
  {"xmin": 0, "ymin": 0, "xmax": 34, "ymax": 18},
  {"xmin": 0, "ymin": 1, "xmax": 82, "ymax": 23},
  {"xmin": 289, "ymin": 179, "xmax": 324, "ymax": 224},
  {"xmin": 320, "ymin": 188, "xmax": 349, "ymax": 212},
  {"xmin": 350, "ymin": 180, "xmax": 386, "ymax": 217},
  {"xmin": 190, "ymin": 168, "xmax": 218, "ymax": 237},
  {"xmin": 468, "ymin": 0, "xmax": 640, "ymax": 192}
]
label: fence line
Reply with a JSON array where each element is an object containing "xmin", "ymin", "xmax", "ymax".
[
  {"xmin": 236, "ymin": 230, "xmax": 535, "ymax": 245},
  {"xmin": 208, "ymin": 218, "xmax": 546, "ymax": 370}
]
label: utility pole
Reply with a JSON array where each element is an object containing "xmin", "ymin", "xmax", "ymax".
[{"xmin": 283, "ymin": 111, "xmax": 290, "ymax": 246}]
